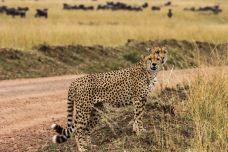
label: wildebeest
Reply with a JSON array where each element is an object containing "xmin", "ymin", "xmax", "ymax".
[
  {"xmin": 17, "ymin": 7, "xmax": 29, "ymax": 12},
  {"xmin": 151, "ymin": 6, "xmax": 161, "ymax": 11},
  {"xmin": 63, "ymin": 3, "xmax": 74, "ymax": 10},
  {"xmin": 79, "ymin": 4, "xmax": 94, "ymax": 10},
  {"xmin": 167, "ymin": 9, "xmax": 173, "ymax": 18},
  {"xmin": 97, "ymin": 1, "xmax": 143, "ymax": 11},
  {"xmin": 184, "ymin": 5, "xmax": 222, "ymax": 14},
  {"xmin": 5, "ymin": 7, "xmax": 26, "ymax": 18},
  {"xmin": 0, "ymin": 6, "xmax": 29, "ymax": 18},
  {"xmin": 183, "ymin": 7, "xmax": 196, "ymax": 12},
  {"xmin": 97, "ymin": 4, "xmax": 109, "ymax": 10},
  {"xmin": 35, "ymin": 9, "xmax": 48, "ymax": 18},
  {"xmin": 164, "ymin": 1, "xmax": 171, "ymax": 6},
  {"xmin": 130, "ymin": 6, "xmax": 143, "ymax": 11},
  {"xmin": 0, "ymin": 5, "xmax": 7, "ymax": 13},
  {"xmin": 213, "ymin": 5, "xmax": 222, "ymax": 14},
  {"xmin": 63, "ymin": 3, "xmax": 94, "ymax": 11},
  {"xmin": 198, "ymin": 5, "xmax": 222, "ymax": 14},
  {"xmin": 142, "ymin": 2, "xmax": 148, "ymax": 8}
]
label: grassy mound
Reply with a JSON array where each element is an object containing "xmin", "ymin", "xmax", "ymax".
[
  {"xmin": 38, "ymin": 85, "xmax": 193, "ymax": 152},
  {"xmin": 0, "ymin": 48, "xmax": 72, "ymax": 80},
  {"xmin": 0, "ymin": 39, "xmax": 227, "ymax": 80}
]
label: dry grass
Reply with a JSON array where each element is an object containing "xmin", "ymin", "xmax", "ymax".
[
  {"xmin": 0, "ymin": 0, "xmax": 228, "ymax": 49},
  {"xmin": 185, "ymin": 70, "xmax": 228, "ymax": 151}
]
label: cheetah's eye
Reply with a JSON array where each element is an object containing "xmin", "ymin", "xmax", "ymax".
[{"xmin": 148, "ymin": 58, "xmax": 152, "ymax": 61}]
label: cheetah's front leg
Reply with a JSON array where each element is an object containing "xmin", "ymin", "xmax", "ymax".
[{"xmin": 132, "ymin": 97, "xmax": 146, "ymax": 135}]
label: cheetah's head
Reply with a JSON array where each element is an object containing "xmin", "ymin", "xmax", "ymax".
[{"xmin": 143, "ymin": 47, "xmax": 168, "ymax": 72}]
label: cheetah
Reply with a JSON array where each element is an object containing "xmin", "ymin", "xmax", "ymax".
[{"xmin": 51, "ymin": 47, "xmax": 168, "ymax": 151}]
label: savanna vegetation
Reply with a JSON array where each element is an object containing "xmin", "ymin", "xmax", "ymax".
[
  {"xmin": 0, "ymin": 0, "xmax": 228, "ymax": 49},
  {"xmin": 0, "ymin": 0, "xmax": 227, "ymax": 151},
  {"xmin": 0, "ymin": 39, "xmax": 227, "ymax": 80},
  {"xmin": 39, "ymin": 68, "xmax": 228, "ymax": 152}
]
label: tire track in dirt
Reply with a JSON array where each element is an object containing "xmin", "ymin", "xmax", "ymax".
[{"xmin": 0, "ymin": 67, "xmax": 227, "ymax": 152}]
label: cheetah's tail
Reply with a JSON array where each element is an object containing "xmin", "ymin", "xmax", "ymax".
[{"xmin": 51, "ymin": 123, "xmax": 75, "ymax": 143}]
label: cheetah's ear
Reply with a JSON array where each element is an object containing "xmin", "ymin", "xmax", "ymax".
[
  {"xmin": 141, "ymin": 54, "xmax": 146, "ymax": 59},
  {"xmin": 162, "ymin": 46, "xmax": 168, "ymax": 54},
  {"xmin": 145, "ymin": 48, "xmax": 150, "ymax": 53}
]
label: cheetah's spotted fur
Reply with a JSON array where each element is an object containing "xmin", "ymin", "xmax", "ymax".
[{"xmin": 51, "ymin": 47, "xmax": 168, "ymax": 151}]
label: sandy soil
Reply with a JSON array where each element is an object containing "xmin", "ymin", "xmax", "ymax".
[{"xmin": 0, "ymin": 67, "xmax": 227, "ymax": 152}]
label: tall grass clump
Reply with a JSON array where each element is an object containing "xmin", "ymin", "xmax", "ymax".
[{"xmin": 186, "ymin": 71, "xmax": 228, "ymax": 151}]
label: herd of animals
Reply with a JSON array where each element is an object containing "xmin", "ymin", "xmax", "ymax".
[
  {"xmin": 0, "ymin": 1, "xmax": 223, "ymax": 19},
  {"xmin": 0, "ymin": 6, "xmax": 48, "ymax": 18}
]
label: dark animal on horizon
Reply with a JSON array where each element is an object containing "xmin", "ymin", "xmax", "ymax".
[
  {"xmin": 63, "ymin": 3, "xmax": 94, "ymax": 11},
  {"xmin": 17, "ymin": 7, "xmax": 29, "ymax": 12},
  {"xmin": 0, "ymin": 5, "xmax": 7, "ymax": 13},
  {"xmin": 5, "ymin": 7, "xmax": 26, "ymax": 18},
  {"xmin": 35, "ymin": 9, "xmax": 48, "ymax": 18},
  {"xmin": 183, "ymin": 7, "xmax": 196, "ymax": 11},
  {"xmin": 167, "ymin": 9, "xmax": 173, "ymax": 18},
  {"xmin": 184, "ymin": 5, "xmax": 222, "ymax": 14},
  {"xmin": 142, "ymin": 2, "xmax": 148, "ymax": 8},
  {"xmin": 97, "ymin": 1, "xmax": 144, "ymax": 11},
  {"xmin": 63, "ymin": 3, "xmax": 74, "ymax": 10},
  {"xmin": 97, "ymin": 4, "xmax": 109, "ymax": 10},
  {"xmin": 164, "ymin": 1, "xmax": 171, "ymax": 6},
  {"xmin": 0, "ymin": 6, "xmax": 29, "ymax": 18},
  {"xmin": 151, "ymin": 6, "xmax": 161, "ymax": 11},
  {"xmin": 79, "ymin": 4, "xmax": 94, "ymax": 10},
  {"xmin": 198, "ymin": 5, "xmax": 222, "ymax": 14}
]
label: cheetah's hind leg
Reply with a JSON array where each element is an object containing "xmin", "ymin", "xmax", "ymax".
[{"xmin": 84, "ymin": 102, "xmax": 104, "ymax": 149}]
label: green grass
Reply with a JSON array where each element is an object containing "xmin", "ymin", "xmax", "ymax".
[
  {"xmin": 0, "ymin": 0, "xmax": 228, "ymax": 49},
  {"xmin": 0, "ymin": 47, "xmax": 76, "ymax": 79},
  {"xmin": 1, "ymin": 39, "xmax": 227, "ymax": 80}
]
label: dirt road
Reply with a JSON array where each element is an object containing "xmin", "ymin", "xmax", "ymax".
[{"xmin": 0, "ymin": 67, "xmax": 227, "ymax": 152}]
